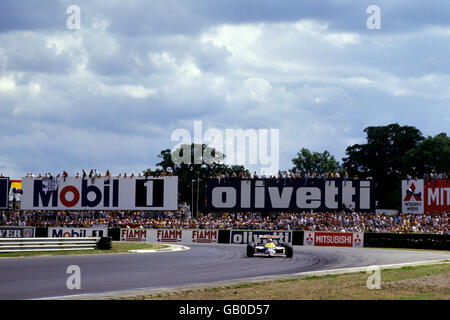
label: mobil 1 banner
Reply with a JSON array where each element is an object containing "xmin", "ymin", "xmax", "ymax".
[
  {"xmin": 21, "ymin": 176, "xmax": 178, "ymax": 210},
  {"xmin": 0, "ymin": 226, "xmax": 35, "ymax": 238},
  {"xmin": 207, "ymin": 178, "xmax": 376, "ymax": 212},
  {"xmin": 230, "ymin": 230, "xmax": 292, "ymax": 244},
  {"xmin": 48, "ymin": 226, "xmax": 108, "ymax": 237},
  {"xmin": 0, "ymin": 177, "xmax": 9, "ymax": 209}
]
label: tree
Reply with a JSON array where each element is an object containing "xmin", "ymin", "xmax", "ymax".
[
  {"xmin": 342, "ymin": 123, "xmax": 424, "ymax": 209},
  {"xmin": 403, "ymin": 132, "xmax": 450, "ymax": 176},
  {"xmin": 147, "ymin": 143, "xmax": 247, "ymax": 214},
  {"xmin": 292, "ymin": 148, "xmax": 341, "ymax": 175}
]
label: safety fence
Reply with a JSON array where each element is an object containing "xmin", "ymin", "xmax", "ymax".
[
  {"xmin": 0, "ymin": 237, "xmax": 100, "ymax": 253},
  {"xmin": 110, "ymin": 228, "xmax": 450, "ymax": 249},
  {"xmin": 1, "ymin": 227, "xmax": 448, "ymax": 250}
]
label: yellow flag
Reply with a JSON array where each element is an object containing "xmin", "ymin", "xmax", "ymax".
[{"xmin": 10, "ymin": 180, "xmax": 22, "ymax": 190}]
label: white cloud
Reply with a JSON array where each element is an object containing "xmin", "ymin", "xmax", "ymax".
[
  {"xmin": 0, "ymin": 74, "xmax": 16, "ymax": 91},
  {"xmin": 1, "ymin": 2, "xmax": 450, "ymax": 177},
  {"xmin": 228, "ymin": 77, "xmax": 272, "ymax": 102},
  {"xmin": 29, "ymin": 82, "xmax": 40, "ymax": 94},
  {"xmin": 121, "ymin": 85, "xmax": 157, "ymax": 99},
  {"xmin": 314, "ymin": 97, "xmax": 328, "ymax": 104}
]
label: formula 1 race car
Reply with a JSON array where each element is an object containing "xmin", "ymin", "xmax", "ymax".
[{"xmin": 246, "ymin": 235, "xmax": 293, "ymax": 258}]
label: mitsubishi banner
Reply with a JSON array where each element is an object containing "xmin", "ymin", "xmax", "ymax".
[
  {"xmin": 303, "ymin": 231, "xmax": 364, "ymax": 247},
  {"xmin": 21, "ymin": 176, "xmax": 178, "ymax": 210},
  {"xmin": 402, "ymin": 179, "xmax": 450, "ymax": 214},
  {"xmin": 0, "ymin": 177, "xmax": 9, "ymax": 209},
  {"xmin": 207, "ymin": 178, "xmax": 376, "ymax": 212}
]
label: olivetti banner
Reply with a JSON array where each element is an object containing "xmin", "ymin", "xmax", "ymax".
[
  {"xmin": 230, "ymin": 230, "xmax": 292, "ymax": 244},
  {"xmin": 21, "ymin": 177, "xmax": 178, "ymax": 210},
  {"xmin": 207, "ymin": 178, "xmax": 376, "ymax": 212}
]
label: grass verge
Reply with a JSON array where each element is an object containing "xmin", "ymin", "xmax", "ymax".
[
  {"xmin": 0, "ymin": 241, "xmax": 169, "ymax": 258},
  {"xmin": 123, "ymin": 263, "xmax": 450, "ymax": 300}
]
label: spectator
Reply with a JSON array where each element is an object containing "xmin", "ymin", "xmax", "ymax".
[{"xmin": 1, "ymin": 209, "xmax": 447, "ymax": 234}]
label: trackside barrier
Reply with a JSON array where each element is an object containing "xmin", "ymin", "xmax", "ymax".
[
  {"xmin": 0, "ymin": 226, "xmax": 36, "ymax": 238},
  {"xmin": 229, "ymin": 230, "xmax": 293, "ymax": 244},
  {"xmin": 218, "ymin": 229, "xmax": 230, "ymax": 244},
  {"xmin": 111, "ymin": 228, "xmax": 302, "ymax": 244},
  {"xmin": 97, "ymin": 237, "xmax": 113, "ymax": 250},
  {"xmin": 109, "ymin": 228, "xmax": 120, "ymax": 241},
  {"xmin": 0, "ymin": 237, "xmax": 101, "ymax": 253},
  {"xmin": 36, "ymin": 227, "xmax": 48, "ymax": 237},
  {"xmin": 364, "ymin": 232, "xmax": 450, "ymax": 250},
  {"xmin": 48, "ymin": 226, "xmax": 108, "ymax": 238},
  {"xmin": 217, "ymin": 229, "xmax": 448, "ymax": 250},
  {"xmin": 119, "ymin": 229, "xmax": 220, "ymax": 243},
  {"xmin": 217, "ymin": 230, "xmax": 304, "ymax": 245},
  {"xmin": 292, "ymin": 231, "xmax": 303, "ymax": 245},
  {"xmin": 93, "ymin": 228, "xmax": 450, "ymax": 250},
  {"xmin": 108, "ymin": 228, "xmax": 229, "ymax": 242},
  {"xmin": 303, "ymin": 231, "xmax": 364, "ymax": 247}
]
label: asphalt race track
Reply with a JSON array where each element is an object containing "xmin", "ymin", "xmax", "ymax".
[{"xmin": 0, "ymin": 244, "xmax": 449, "ymax": 300}]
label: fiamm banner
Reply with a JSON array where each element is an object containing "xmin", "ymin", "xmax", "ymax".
[
  {"xmin": 21, "ymin": 176, "xmax": 178, "ymax": 210},
  {"xmin": 207, "ymin": 178, "xmax": 376, "ymax": 212},
  {"xmin": 119, "ymin": 229, "xmax": 219, "ymax": 243},
  {"xmin": 0, "ymin": 177, "xmax": 9, "ymax": 209},
  {"xmin": 402, "ymin": 179, "xmax": 450, "ymax": 214},
  {"xmin": 120, "ymin": 228, "xmax": 148, "ymax": 242},
  {"xmin": 303, "ymin": 231, "xmax": 364, "ymax": 247}
]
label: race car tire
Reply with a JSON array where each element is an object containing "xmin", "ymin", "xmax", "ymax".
[
  {"xmin": 284, "ymin": 244, "xmax": 293, "ymax": 258},
  {"xmin": 247, "ymin": 243, "xmax": 255, "ymax": 257}
]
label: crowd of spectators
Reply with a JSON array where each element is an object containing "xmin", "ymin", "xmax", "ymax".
[
  {"xmin": 22, "ymin": 168, "xmax": 174, "ymax": 181},
  {"xmin": 212, "ymin": 170, "xmax": 368, "ymax": 181},
  {"xmin": 10, "ymin": 169, "xmax": 449, "ymax": 182},
  {"xmin": 422, "ymin": 172, "xmax": 450, "ymax": 185},
  {"xmin": 1, "ymin": 210, "xmax": 448, "ymax": 235},
  {"xmin": 18, "ymin": 169, "xmax": 368, "ymax": 182},
  {"xmin": 405, "ymin": 171, "xmax": 450, "ymax": 184},
  {"xmin": 209, "ymin": 171, "xmax": 372, "ymax": 189},
  {"xmin": 2, "ymin": 170, "xmax": 448, "ymax": 235}
]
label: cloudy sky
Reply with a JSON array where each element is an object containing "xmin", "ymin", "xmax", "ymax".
[{"xmin": 1, "ymin": 0, "xmax": 449, "ymax": 178}]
